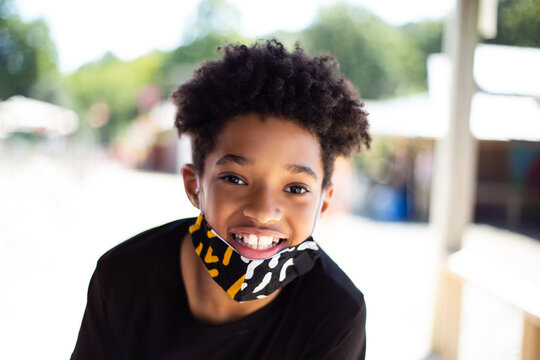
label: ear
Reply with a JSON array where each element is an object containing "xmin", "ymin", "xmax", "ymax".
[
  {"xmin": 319, "ymin": 184, "xmax": 334, "ymax": 216},
  {"xmin": 181, "ymin": 164, "xmax": 200, "ymax": 210}
]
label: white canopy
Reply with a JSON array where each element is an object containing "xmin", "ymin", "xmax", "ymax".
[
  {"xmin": 366, "ymin": 92, "xmax": 540, "ymax": 142},
  {"xmin": 474, "ymin": 44, "xmax": 540, "ymax": 97},
  {"xmin": 0, "ymin": 96, "xmax": 79, "ymax": 137},
  {"xmin": 366, "ymin": 45, "xmax": 540, "ymax": 142}
]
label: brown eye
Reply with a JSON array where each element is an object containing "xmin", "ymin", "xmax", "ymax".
[
  {"xmin": 284, "ymin": 185, "xmax": 308, "ymax": 194},
  {"xmin": 221, "ymin": 175, "xmax": 247, "ymax": 185}
]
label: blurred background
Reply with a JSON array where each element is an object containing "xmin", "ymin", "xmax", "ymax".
[{"xmin": 1, "ymin": 0, "xmax": 539, "ymax": 359}]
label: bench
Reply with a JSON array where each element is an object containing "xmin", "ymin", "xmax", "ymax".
[{"xmin": 433, "ymin": 247, "xmax": 540, "ymax": 360}]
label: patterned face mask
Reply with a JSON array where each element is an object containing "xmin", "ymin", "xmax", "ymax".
[{"xmin": 188, "ymin": 214, "xmax": 320, "ymax": 302}]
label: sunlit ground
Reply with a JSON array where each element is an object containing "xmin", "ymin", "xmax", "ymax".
[{"xmin": 0, "ymin": 140, "xmax": 530, "ymax": 359}]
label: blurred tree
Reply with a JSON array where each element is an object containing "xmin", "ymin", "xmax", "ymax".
[
  {"xmin": 487, "ymin": 0, "xmax": 540, "ymax": 47},
  {"xmin": 0, "ymin": 0, "xmax": 58, "ymax": 101},
  {"xmin": 401, "ymin": 21, "xmax": 444, "ymax": 56},
  {"xmin": 401, "ymin": 21, "xmax": 444, "ymax": 88},
  {"xmin": 67, "ymin": 51, "xmax": 165, "ymax": 142},
  {"xmin": 66, "ymin": 0, "xmax": 247, "ymax": 143},
  {"xmin": 300, "ymin": 4, "xmax": 427, "ymax": 99},
  {"xmin": 159, "ymin": 32, "xmax": 228, "ymax": 94},
  {"xmin": 159, "ymin": 0, "xmax": 245, "ymax": 91}
]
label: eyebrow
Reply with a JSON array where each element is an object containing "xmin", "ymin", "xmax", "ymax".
[
  {"xmin": 215, "ymin": 154, "xmax": 318, "ymax": 180},
  {"xmin": 215, "ymin": 154, "xmax": 254, "ymax": 166},
  {"xmin": 286, "ymin": 164, "xmax": 318, "ymax": 180}
]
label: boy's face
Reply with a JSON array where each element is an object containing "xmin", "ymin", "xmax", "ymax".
[{"xmin": 183, "ymin": 113, "xmax": 333, "ymax": 260}]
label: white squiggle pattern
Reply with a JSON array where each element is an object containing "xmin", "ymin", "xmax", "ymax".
[
  {"xmin": 298, "ymin": 241, "xmax": 318, "ymax": 251},
  {"xmin": 241, "ymin": 282, "xmax": 248, "ymax": 291},
  {"xmin": 253, "ymin": 272, "xmax": 272, "ymax": 293},
  {"xmin": 268, "ymin": 254, "xmax": 280, "ymax": 269},
  {"xmin": 279, "ymin": 258, "xmax": 294, "ymax": 282},
  {"xmin": 278, "ymin": 247, "xmax": 296, "ymax": 255},
  {"xmin": 245, "ymin": 259, "xmax": 264, "ymax": 280}
]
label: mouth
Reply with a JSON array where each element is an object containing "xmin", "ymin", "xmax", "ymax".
[
  {"xmin": 231, "ymin": 233, "xmax": 285, "ymax": 251},
  {"xmin": 227, "ymin": 227, "xmax": 288, "ymax": 259}
]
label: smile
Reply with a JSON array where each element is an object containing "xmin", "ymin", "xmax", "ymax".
[{"xmin": 231, "ymin": 233, "xmax": 285, "ymax": 250}]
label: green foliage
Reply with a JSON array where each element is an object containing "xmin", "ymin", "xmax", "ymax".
[
  {"xmin": 300, "ymin": 4, "xmax": 433, "ymax": 99},
  {"xmin": 401, "ymin": 21, "xmax": 444, "ymax": 55},
  {"xmin": 65, "ymin": 0, "xmax": 249, "ymax": 143},
  {"xmin": 66, "ymin": 1, "xmax": 446, "ymax": 144},
  {"xmin": 66, "ymin": 51, "xmax": 165, "ymax": 142},
  {"xmin": 159, "ymin": 0, "xmax": 249, "ymax": 93},
  {"xmin": 487, "ymin": 0, "xmax": 540, "ymax": 47},
  {"xmin": 66, "ymin": 33, "xmax": 249, "ymax": 143},
  {"xmin": 5, "ymin": 0, "xmax": 448, "ymax": 145},
  {"xmin": 159, "ymin": 32, "xmax": 233, "ymax": 92},
  {"xmin": 401, "ymin": 21, "xmax": 444, "ymax": 88},
  {"xmin": 0, "ymin": 2, "xmax": 58, "ymax": 101}
]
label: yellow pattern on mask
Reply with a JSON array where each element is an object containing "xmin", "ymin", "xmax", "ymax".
[
  {"xmin": 207, "ymin": 269, "xmax": 219, "ymax": 277},
  {"xmin": 194, "ymin": 242, "xmax": 203, "ymax": 256},
  {"xmin": 204, "ymin": 246, "xmax": 219, "ymax": 263},
  {"xmin": 227, "ymin": 274, "xmax": 246, "ymax": 299},
  {"xmin": 223, "ymin": 247, "xmax": 233, "ymax": 266},
  {"xmin": 189, "ymin": 215, "xmax": 203, "ymax": 233}
]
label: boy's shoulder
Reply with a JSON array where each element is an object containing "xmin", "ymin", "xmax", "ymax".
[
  {"xmin": 279, "ymin": 246, "xmax": 366, "ymax": 358},
  {"xmin": 95, "ymin": 218, "xmax": 195, "ymax": 278},
  {"xmin": 102, "ymin": 218, "xmax": 193, "ymax": 256},
  {"xmin": 301, "ymin": 247, "xmax": 365, "ymax": 312}
]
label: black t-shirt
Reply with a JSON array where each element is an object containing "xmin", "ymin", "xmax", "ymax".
[{"xmin": 71, "ymin": 218, "xmax": 366, "ymax": 360}]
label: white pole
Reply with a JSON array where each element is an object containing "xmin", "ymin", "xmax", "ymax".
[
  {"xmin": 430, "ymin": 0, "xmax": 479, "ymax": 253},
  {"xmin": 431, "ymin": 0, "xmax": 480, "ymax": 358}
]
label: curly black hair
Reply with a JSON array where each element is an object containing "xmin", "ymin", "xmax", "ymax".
[{"xmin": 171, "ymin": 39, "xmax": 370, "ymax": 187}]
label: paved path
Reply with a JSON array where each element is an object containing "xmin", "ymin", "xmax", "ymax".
[{"xmin": 0, "ymin": 146, "xmax": 532, "ymax": 359}]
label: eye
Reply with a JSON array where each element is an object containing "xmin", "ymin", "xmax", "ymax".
[
  {"xmin": 220, "ymin": 174, "xmax": 247, "ymax": 185},
  {"xmin": 284, "ymin": 185, "xmax": 309, "ymax": 195}
]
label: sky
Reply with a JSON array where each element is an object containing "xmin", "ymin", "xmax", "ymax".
[{"xmin": 14, "ymin": 0, "xmax": 454, "ymax": 73}]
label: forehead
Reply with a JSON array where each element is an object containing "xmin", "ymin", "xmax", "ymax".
[{"xmin": 205, "ymin": 114, "xmax": 323, "ymax": 174}]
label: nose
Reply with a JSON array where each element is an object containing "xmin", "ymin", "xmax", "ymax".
[{"xmin": 242, "ymin": 187, "xmax": 282, "ymax": 224}]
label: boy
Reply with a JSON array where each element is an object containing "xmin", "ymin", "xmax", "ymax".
[{"xmin": 72, "ymin": 39, "xmax": 371, "ymax": 359}]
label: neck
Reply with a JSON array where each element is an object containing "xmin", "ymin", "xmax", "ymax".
[{"xmin": 180, "ymin": 231, "xmax": 280, "ymax": 325}]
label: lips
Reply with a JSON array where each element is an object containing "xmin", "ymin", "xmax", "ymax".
[{"xmin": 228, "ymin": 227, "xmax": 288, "ymax": 259}]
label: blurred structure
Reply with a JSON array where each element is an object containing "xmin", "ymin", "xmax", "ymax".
[
  {"xmin": 354, "ymin": 1, "xmax": 540, "ymax": 358},
  {"xmin": 425, "ymin": 1, "xmax": 540, "ymax": 359},
  {"xmin": 362, "ymin": 44, "xmax": 540, "ymax": 236},
  {"xmin": 0, "ymin": 95, "xmax": 78, "ymax": 137},
  {"xmin": 110, "ymin": 100, "xmax": 191, "ymax": 174}
]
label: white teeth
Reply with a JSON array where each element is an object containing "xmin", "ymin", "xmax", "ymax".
[
  {"xmin": 259, "ymin": 236, "xmax": 273, "ymax": 247},
  {"xmin": 248, "ymin": 234, "xmax": 258, "ymax": 245},
  {"xmin": 233, "ymin": 233, "xmax": 282, "ymax": 250}
]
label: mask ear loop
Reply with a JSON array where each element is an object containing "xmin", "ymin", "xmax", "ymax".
[
  {"xmin": 196, "ymin": 175, "xmax": 204, "ymax": 215},
  {"xmin": 311, "ymin": 192, "xmax": 326, "ymax": 235}
]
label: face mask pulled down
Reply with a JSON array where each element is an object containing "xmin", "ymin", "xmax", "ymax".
[{"xmin": 188, "ymin": 214, "xmax": 320, "ymax": 302}]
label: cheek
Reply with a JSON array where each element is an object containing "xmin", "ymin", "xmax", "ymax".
[
  {"xmin": 287, "ymin": 201, "xmax": 316, "ymax": 218},
  {"xmin": 202, "ymin": 184, "xmax": 246, "ymax": 229},
  {"xmin": 288, "ymin": 192, "xmax": 321, "ymax": 215},
  {"xmin": 207, "ymin": 184, "xmax": 250, "ymax": 208},
  {"xmin": 286, "ymin": 199, "xmax": 321, "ymax": 242}
]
